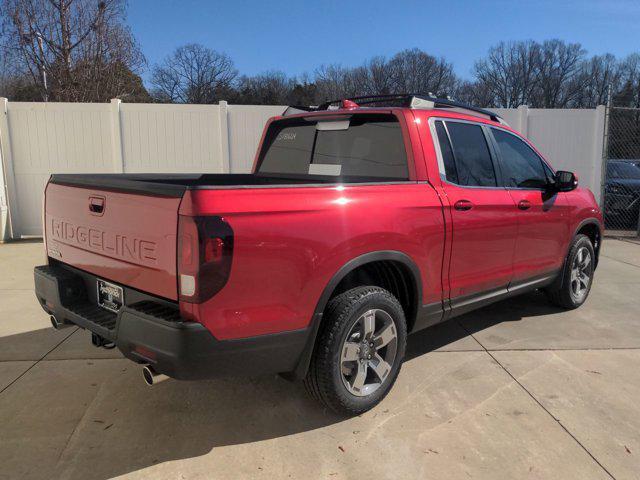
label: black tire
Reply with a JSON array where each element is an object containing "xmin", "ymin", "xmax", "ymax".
[
  {"xmin": 304, "ymin": 286, "xmax": 407, "ymax": 415},
  {"xmin": 545, "ymin": 234, "xmax": 595, "ymax": 309}
]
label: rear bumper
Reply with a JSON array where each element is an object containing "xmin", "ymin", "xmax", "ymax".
[{"xmin": 34, "ymin": 263, "xmax": 309, "ymax": 380}]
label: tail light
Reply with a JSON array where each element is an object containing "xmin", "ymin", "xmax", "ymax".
[{"xmin": 177, "ymin": 215, "xmax": 234, "ymax": 303}]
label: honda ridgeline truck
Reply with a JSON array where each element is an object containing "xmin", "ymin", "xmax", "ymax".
[{"xmin": 34, "ymin": 95, "xmax": 603, "ymax": 414}]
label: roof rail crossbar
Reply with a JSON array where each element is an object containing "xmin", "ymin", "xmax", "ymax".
[
  {"xmin": 318, "ymin": 94, "xmax": 419, "ymax": 110},
  {"xmin": 284, "ymin": 93, "xmax": 502, "ymax": 122},
  {"xmin": 418, "ymin": 96, "xmax": 501, "ymax": 122}
]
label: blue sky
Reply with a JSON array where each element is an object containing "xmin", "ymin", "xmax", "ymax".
[{"xmin": 128, "ymin": 0, "xmax": 640, "ymax": 81}]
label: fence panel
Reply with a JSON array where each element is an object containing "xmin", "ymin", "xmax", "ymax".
[
  {"xmin": 120, "ymin": 103, "xmax": 225, "ymax": 173},
  {"xmin": 227, "ymin": 104, "xmax": 285, "ymax": 172},
  {"xmin": 602, "ymin": 106, "xmax": 640, "ymax": 236},
  {"xmin": 2, "ymin": 102, "xmax": 113, "ymax": 237},
  {"xmin": 495, "ymin": 106, "xmax": 605, "ymax": 204},
  {"xmin": 0, "ymin": 100, "xmax": 608, "ymax": 239},
  {"xmin": 527, "ymin": 108, "xmax": 605, "ymax": 204}
]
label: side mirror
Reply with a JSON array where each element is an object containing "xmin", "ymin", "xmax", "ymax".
[{"xmin": 553, "ymin": 170, "xmax": 578, "ymax": 192}]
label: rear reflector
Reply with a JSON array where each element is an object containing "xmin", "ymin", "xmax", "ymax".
[
  {"xmin": 179, "ymin": 274, "xmax": 196, "ymax": 297},
  {"xmin": 177, "ymin": 215, "xmax": 234, "ymax": 303}
]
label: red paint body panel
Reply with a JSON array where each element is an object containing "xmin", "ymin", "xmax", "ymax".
[
  {"xmin": 506, "ymin": 189, "xmax": 570, "ymax": 281},
  {"xmin": 44, "ymin": 182, "xmax": 181, "ymax": 300},
  {"xmin": 180, "ymin": 184, "xmax": 445, "ymax": 339},
  {"xmin": 440, "ymin": 184, "xmax": 518, "ymax": 298},
  {"xmin": 43, "ymin": 104, "xmax": 603, "ymax": 345}
]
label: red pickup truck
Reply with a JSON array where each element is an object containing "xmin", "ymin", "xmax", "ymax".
[{"xmin": 34, "ymin": 94, "xmax": 603, "ymax": 414}]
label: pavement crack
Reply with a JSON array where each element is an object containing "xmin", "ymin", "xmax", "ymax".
[
  {"xmin": 600, "ymin": 254, "xmax": 640, "ymax": 270},
  {"xmin": 55, "ymin": 388, "xmax": 99, "ymax": 465},
  {"xmin": 486, "ymin": 347, "xmax": 640, "ymax": 352},
  {"xmin": 456, "ymin": 320, "xmax": 618, "ymax": 480},
  {"xmin": 0, "ymin": 328, "xmax": 77, "ymax": 395}
]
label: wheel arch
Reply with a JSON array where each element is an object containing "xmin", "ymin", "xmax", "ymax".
[
  {"xmin": 550, "ymin": 217, "xmax": 603, "ymax": 292},
  {"xmin": 289, "ymin": 251, "xmax": 423, "ymax": 380},
  {"xmin": 574, "ymin": 218, "xmax": 602, "ymax": 267}
]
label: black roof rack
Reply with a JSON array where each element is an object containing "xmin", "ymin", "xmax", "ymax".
[{"xmin": 283, "ymin": 93, "xmax": 502, "ymax": 122}]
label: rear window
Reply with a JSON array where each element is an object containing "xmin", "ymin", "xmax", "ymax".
[{"xmin": 257, "ymin": 114, "xmax": 409, "ymax": 180}]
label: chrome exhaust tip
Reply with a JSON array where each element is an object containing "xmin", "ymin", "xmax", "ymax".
[
  {"xmin": 142, "ymin": 366, "xmax": 169, "ymax": 386},
  {"xmin": 50, "ymin": 315, "xmax": 71, "ymax": 330}
]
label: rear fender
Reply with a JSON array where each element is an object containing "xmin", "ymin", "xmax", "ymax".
[{"xmin": 288, "ymin": 250, "xmax": 422, "ymax": 380}]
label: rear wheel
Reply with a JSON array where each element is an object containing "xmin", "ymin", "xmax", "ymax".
[
  {"xmin": 546, "ymin": 234, "xmax": 595, "ymax": 309},
  {"xmin": 304, "ymin": 286, "xmax": 407, "ymax": 415}
]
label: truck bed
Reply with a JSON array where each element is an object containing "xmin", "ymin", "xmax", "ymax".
[
  {"xmin": 49, "ymin": 173, "xmax": 354, "ymax": 197},
  {"xmin": 45, "ymin": 172, "xmax": 403, "ymax": 304}
]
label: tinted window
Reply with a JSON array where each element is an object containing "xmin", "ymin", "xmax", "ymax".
[
  {"xmin": 607, "ymin": 162, "xmax": 640, "ymax": 179},
  {"xmin": 542, "ymin": 161, "xmax": 555, "ymax": 182},
  {"xmin": 258, "ymin": 115, "xmax": 408, "ymax": 180},
  {"xmin": 258, "ymin": 125, "xmax": 316, "ymax": 175},
  {"xmin": 435, "ymin": 121, "xmax": 458, "ymax": 184},
  {"xmin": 445, "ymin": 122, "xmax": 497, "ymax": 187},
  {"xmin": 493, "ymin": 129, "xmax": 548, "ymax": 188}
]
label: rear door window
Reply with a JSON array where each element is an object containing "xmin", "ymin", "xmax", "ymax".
[
  {"xmin": 257, "ymin": 114, "xmax": 409, "ymax": 180},
  {"xmin": 435, "ymin": 121, "xmax": 458, "ymax": 184},
  {"xmin": 492, "ymin": 129, "xmax": 549, "ymax": 188},
  {"xmin": 442, "ymin": 122, "xmax": 497, "ymax": 187}
]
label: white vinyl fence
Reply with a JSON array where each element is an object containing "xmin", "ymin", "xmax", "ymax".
[
  {"xmin": 0, "ymin": 99, "xmax": 605, "ymax": 240},
  {"xmin": 0, "ymin": 99, "xmax": 284, "ymax": 239},
  {"xmin": 496, "ymin": 105, "xmax": 606, "ymax": 207}
]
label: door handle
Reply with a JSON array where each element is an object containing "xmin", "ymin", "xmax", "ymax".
[
  {"xmin": 454, "ymin": 200, "xmax": 473, "ymax": 211},
  {"xmin": 517, "ymin": 200, "xmax": 531, "ymax": 210}
]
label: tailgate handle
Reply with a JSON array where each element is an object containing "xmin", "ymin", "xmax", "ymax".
[{"xmin": 89, "ymin": 196, "xmax": 105, "ymax": 215}]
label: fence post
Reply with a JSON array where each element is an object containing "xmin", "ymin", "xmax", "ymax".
[
  {"xmin": 0, "ymin": 101, "xmax": 8, "ymax": 242},
  {"xmin": 517, "ymin": 105, "xmax": 529, "ymax": 137},
  {"xmin": 594, "ymin": 104, "xmax": 607, "ymax": 209},
  {"xmin": 218, "ymin": 100, "xmax": 231, "ymax": 173},
  {"xmin": 110, "ymin": 98, "xmax": 124, "ymax": 173},
  {"xmin": 0, "ymin": 97, "xmax": 20, "ymax": 240}
]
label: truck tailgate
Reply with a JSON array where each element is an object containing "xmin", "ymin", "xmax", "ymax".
[{"xmin": 44, "ymin": 182, "xmax": 182, "ymax": 300}]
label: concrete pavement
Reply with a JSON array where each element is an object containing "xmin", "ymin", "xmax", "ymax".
[{"xmin": 0, "ymin": 240, "xmax": 639, "ymax": 480}]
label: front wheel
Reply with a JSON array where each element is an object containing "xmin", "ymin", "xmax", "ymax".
[
  {"xmin": 545, "ymin": 234, "xmax": 595, "ymax": 309},
  {"xmin": 304, "ymin": 286, "xmax": 407, "ymax": 415}
]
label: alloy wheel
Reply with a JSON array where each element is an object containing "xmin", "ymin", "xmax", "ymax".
[
  {"xmin": 340, "ymin": 309, "xmax": 398, "ymax": 397},
  {"xmin": 570, "ymin": 246, "xmax": 592, "ymax": 301}
]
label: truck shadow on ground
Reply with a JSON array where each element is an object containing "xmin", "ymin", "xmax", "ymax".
[
  {"xmin": 1, "ymin": 290, "xmax": 564, "ymax": 480},
  {"xmin": 406, "ymin": 290, "xmax": 562, "ymax": 360}
]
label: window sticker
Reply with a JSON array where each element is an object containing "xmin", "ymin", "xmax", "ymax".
[{"xmin": 309, "ymin": 164, "xmax": 342, "ymax": 176}]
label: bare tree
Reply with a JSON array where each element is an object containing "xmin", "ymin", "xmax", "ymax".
[
  {"xmin": 531, "ymin": 40, "xmax": 585, "ymax": 107},
  {"xmin": 350, "ymin": 56, "xmax": 393, "ymax": 95},
  {"xmin": 0, "ymin": 0, "xmax": 148, "ymax": 101},
  {"xmin": 231, "ymin": 71, "xmax": 293, "ymax": 105},
  {"xmin": 573, "ymin": 54, "xmax": 621, "ymax": 107},
  {"xmin": 473, "ymin": 40, "xmax": 541, "ymax": 108},
  {"xmin": 472, "ymin": 39, "xmax": 595, "ymax": 108},
  {"xmin": 0, "ymin": 47, "xmax": 12, "ymax": 96},
  {"xmin": 150, "ymin": 44, "xmax": 237, "ymax": 104},
  {"xmin": 314, "ymin": 64, "xmax": 360, "ymax": 103},
  {"xmin": 454, "ymin": 79, "xmax": 495, "ymax": 108},
  {"xmin": 311, "ymin": 49, "xmax": 459, "ymax": 103},
  {"xmin": 388, "ymin": 48, "xmax": 457, "ymax": 96},
  {"xmin": 313, "ymin": 64, "xmax": 362, "ymax": 102},
  {"xmin": 286, "ymin": 72, "xmax": 317, "ymax": 105},
  {"xmin": 616, "ymin": 53, "xmax": 640, "ymax": 107}
]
